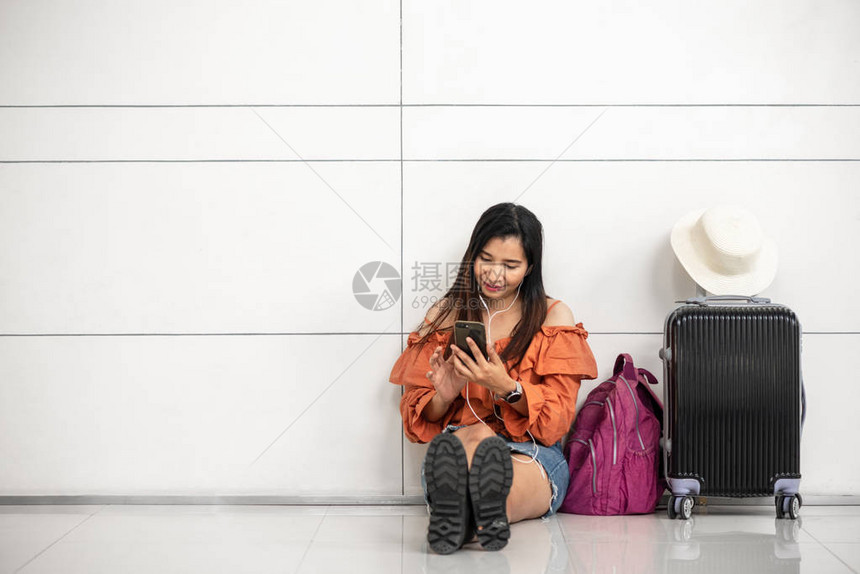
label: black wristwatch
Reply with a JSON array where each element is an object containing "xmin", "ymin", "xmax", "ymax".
[{"xmin": 500, "ymin": 381, "xmax": 523, "ymax": 404}]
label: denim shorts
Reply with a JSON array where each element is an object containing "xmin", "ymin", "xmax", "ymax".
[{"xmin": 420, "ymin": 425, "xmax": 570, "ymax": 519}]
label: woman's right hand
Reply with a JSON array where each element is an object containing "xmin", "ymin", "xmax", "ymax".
[{"xmin": 427, "ymin": 345, "xmax": 467, "ymax": 404}]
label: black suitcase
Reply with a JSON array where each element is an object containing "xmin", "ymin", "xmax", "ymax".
[{"xmin": 659, "ymin": 296, "xmax": 805, "ymax": 520}]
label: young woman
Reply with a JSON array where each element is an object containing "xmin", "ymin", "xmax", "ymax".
[{"xmin": 389, "ymin": 202, "xmax": 598, "ymax": 554}]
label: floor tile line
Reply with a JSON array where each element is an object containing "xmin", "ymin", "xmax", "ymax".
[
  {"xmin": 556, "ymin": 515, "xmax": 571, "ymax": 544},
  {"xmin": 13, "ymin": 505, "xmax": 105, "ymax": 573},
  {"xmin": 400, "ymin": 514, "xmax": 406, "ymax": 574},
  {"xmin": 801, "ymin": 527, "xmax": 859, "ymax": 573},
  {"xmin": 292, "ymin": 506, "xmax": 330, "ymax": 574}
]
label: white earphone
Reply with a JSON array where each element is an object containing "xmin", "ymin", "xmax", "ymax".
[
  {"xmin": 466, "ymin": 280, "xmax": 543, "ymax": 476},
  {"xmin": 477, "ymin": 280, "xmax": 522, "ymax": 344}
]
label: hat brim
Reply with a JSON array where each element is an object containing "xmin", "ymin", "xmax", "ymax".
[{"xmin": 671, "ymin": 208, "xmax": 778, "ymax": 296}]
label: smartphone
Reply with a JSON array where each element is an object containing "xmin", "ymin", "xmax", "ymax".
[{"xmin": 453, "ymin": 321, "xmax": 489, "ymax": 362}]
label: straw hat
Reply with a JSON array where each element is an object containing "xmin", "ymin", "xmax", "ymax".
[{"xmin": 670, "ymin": 205, "xmax": 778, "ymax": 296}]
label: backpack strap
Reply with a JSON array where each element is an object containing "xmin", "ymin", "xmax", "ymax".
[
  {"xmin": 637, "ymin": 366, "xmax": 664, "ymax": 414},
  {"xmin": 613, "ymin": 353, "xmax": 638, "ymax": 382},
  {"xmin": 638, "ymin": 368, "xmax": 659, "ymax": 386},
  {"xmin": 615, "ymin": 354, "xmax": 664, "ymax": 412}
]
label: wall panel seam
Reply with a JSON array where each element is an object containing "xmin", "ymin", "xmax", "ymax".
[
  {"xmin": 4, "ymin": 160, "xmax": 860, "ymax": 164},
  {"xmin": 3, "ymin": 103, "xmax": 860, "ymax": 108},
  {"xmin": 1, "ymin": 332, "xmax": 856, "ymax": 337}
]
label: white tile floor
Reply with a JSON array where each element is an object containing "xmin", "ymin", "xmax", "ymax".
[{"xmin": 1, "ymin": 504, "xmax": 858, "ymax": 573}]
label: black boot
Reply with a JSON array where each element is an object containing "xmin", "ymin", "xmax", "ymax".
[
  {"xmin": 424, "ymin": 433, "xmax": 472, "ymax": 554},
  {"xmin": 469, "ymin": 436, "xmax": 513, "ymax": 551}
]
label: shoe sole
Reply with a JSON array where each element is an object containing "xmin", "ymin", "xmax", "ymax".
[
  {"xmin": 425, "ymin": 433, "xmax": 470, "ymax": 555},
  {"xmin": 469, "ymin": 436, "xmax": 513, "ymax": 551}
]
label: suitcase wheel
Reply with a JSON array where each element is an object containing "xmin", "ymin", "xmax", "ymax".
[
  {"xmin": 668, "ymin": 495, "xmax": 694, "ymax": 520},
  {"xmin": 776, "ymin": 494, "xmax": 801, "ymax": 520}
]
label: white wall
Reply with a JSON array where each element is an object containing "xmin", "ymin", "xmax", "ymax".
[{"xmin": 0, "ymin": 0, "xmax": 858, "ymax": 499}]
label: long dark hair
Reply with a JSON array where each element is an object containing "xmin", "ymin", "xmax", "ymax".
[{"xmin": 414, "ymin": 202, "xmax": 549, "ymax": 366}]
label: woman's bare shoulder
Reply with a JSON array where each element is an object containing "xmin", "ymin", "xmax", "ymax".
[
  {"xmin": 543, "ymin": 298, "xmax": 576, "ymax": 327},
  {"xmin": 417, "ymin": 299, "xmax": 455, "ymax": 336}
]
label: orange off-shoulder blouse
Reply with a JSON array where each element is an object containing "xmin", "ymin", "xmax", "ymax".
[{"xmin": 388, "ymin": 300, "xmax": 598, "ymax": 446}]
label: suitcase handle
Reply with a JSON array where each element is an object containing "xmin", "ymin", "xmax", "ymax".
[
  {"xmin": 801, "ymin": 380, "xmax": 807, "ymax": 429},
  {"xmin": 681, "ymin": 295, "xmax": 771, "ymax": 306}
]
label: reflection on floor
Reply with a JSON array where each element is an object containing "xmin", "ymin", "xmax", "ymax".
[{"xmin": 1, "ymin": 504, "xmax": 858, "ymax": 573}]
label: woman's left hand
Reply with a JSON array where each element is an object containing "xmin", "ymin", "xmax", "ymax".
[{"xmin": 449, "ymin": 337, "xmax": 513, "ymax": 395}]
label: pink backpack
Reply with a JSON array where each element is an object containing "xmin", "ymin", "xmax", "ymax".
[{"xmin": 560, "ymin": 354, "xmax": 665, "ymax": 515}]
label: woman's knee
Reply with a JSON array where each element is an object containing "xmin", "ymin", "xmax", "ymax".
[
  {"xmin": 453, "ymin": 423, "xmax": 495, "ymax": 443},
  {"xmin": 452, "ymin": 424, "xmax": 497, "ymax": 466},
  {"xmin": 506, "ymin": 455, "xmax": 553, "ymax": 522}
]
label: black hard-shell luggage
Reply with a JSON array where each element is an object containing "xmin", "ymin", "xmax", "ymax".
[{"xmin": 659, "ymin": 296, "xmax": 805, "ymax": 520}]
